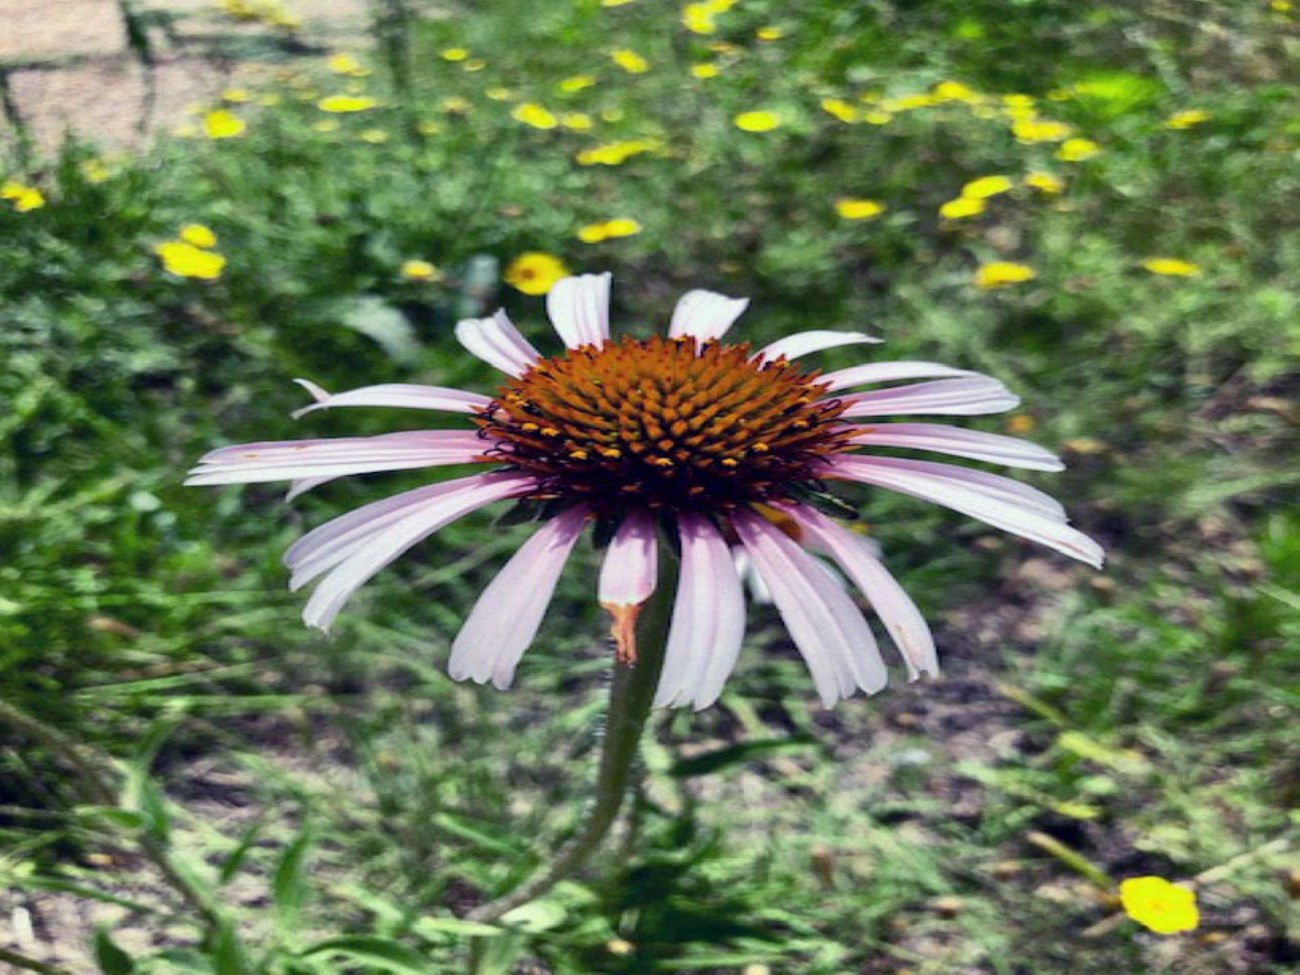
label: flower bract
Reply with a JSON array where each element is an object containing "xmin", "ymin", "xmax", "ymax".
[{"xmin": 188, "ymin": 275, "xmax": 1101, "ymax": 709}]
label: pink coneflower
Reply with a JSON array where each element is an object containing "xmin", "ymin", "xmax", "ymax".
[{"xmin": 187, "ymin": 274, "xmax": 1102, "ymax": 708}]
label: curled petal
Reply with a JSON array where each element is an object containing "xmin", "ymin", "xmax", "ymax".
[
  {"xmin": 732, "ymin": 509, "xmax": 887, "ymax": 707},
  {"xmin": 655, "ymin": 514, "xmax": 747, "ymax": 710},
  {"xmin": 668, "ymin": 290, "xmax": 750, "ymax": 344},
  {"xmin": 597, "ymin": 511, "xmax": 659, "ymax": 664},
  {"xmin": 820, "ymin": 361, "xmax": 974, "ymax": 392},
  {"xmin": 455, "ymin": 309, "xmax": 541, "ymax": 377},
  {"xmin": 291, "ymin": 379, "xmax": 491, "ymax": 419},
  {"xmin": 547, "ymin": 273, "xmax": 612, "ymax": 349},
  {"xmin": 755, "ymin": 329, "xmax": 881, "ymax": 362},
  {"xmin": 846, "ymin": 423, "xmax": 1064, "ymax": 472},
  {"xmin": 828, "ymin": 455, "xmax": 1104, "ymax": 568},
  {"xmin": 839, "ymin": 377, "xmax": 1020, "ymax": 417},
  {"xmin": 449, "ymin": 506, "xmax": 590, "ymax": 689},
  {"xmin": 789, "ymin": 505, "xmax": 938, "ymax": 680}
]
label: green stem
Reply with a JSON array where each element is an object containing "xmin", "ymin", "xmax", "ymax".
[
  {"xmin": 0, "ymin": 946, "xmax": 72, "ymax": 975},
  {"xmin": 468, "ymin": 546, "xmax": 678, "ymax": 923}
]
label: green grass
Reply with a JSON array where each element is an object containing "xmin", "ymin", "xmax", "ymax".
[{"xmin": 1, "ymin": 1, "xmax": 1297, "ymax": 972}]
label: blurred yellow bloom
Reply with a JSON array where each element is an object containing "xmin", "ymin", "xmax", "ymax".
[
  {"xmin": 203, "ymin": 109, "xmax": 246, "ymax": 139},
  {"xmin": 328, "ymin": 53, "xmax": 367, "ymax": 75},
  {"xmin": 512, "ymin": 102, "xmax": 559, "ymax": 129},
  {"xmin": 505, "ymin": 252, "xmax": 570, "ymax": 295},
  {"xmin": 359, "ymin": 128, "xmax": 389, "ymax": 143},
  {"xmin": 883, "ymin": 93, "xmax": 936, "ymax": 112},
  {"xmin": 1165, "ymin": 109, "xmax": 1210, "ymax": 129},
  {"xmin": 756, "ymin": 26, "xmax": 784, "ymax": 41},
  {"xmin": 179, "ymin": 223, "xmax": 217, "ymax": 248},
  {"xmin": 577, "ymin": 218, "xmax": 642, "ymax": 243},
  {"xmin": 156, "ymin": 241, "xmax": 226, "ymax": 280},
  {"xmin": 561, "ymin": 112, "xmax": 594, "ymax": 131},
  {"xmin": 834, "ymin": 198, "xmax": 886, "ymax": 220},
  {"xmin": 932, "ymin": 80, "xmax": 979, "ymax": 103},
  {"xmin": 682, "ymin": 4, "xmax": 717, "ymax": 33},
  {"xmin": 961, "ymin": 175, "xmax": 1013, "ymax": 199},
  {"xmin": 601, "ymin": 0, "xmax": 636, "ymax": 5},
  {"xmin": 440, "ymin": 47, "xmax": 469, "ymax": 62},
  {"xmin": 80, "ymin": 159, "xmax": 111, "ymax": 184},
  {"xmin": 1012, "ymin": 118, "xmax": 1072, "ymax": 143},
  {"xmin": 462, "ymin": 59, "xmax": 487, "ymax": 72},
  {"xmin": 416, "ymin": 120, "xmax": 443, "ymax": 135},
  {"xmin": 576, "ymin": 139, "xmax": 658, "ymax": 165},
  {"xmin": 691, "ymin": 63, "xmax": 720, "ymax": 79},
  {"xmin": 1057, "ymin": 138, "xmax": 1101, "ymax": 162},
  {"xmin": 442, "ymin": 96, "xmax": 471, "ymax": 114},
  {"xmin": 821, "ymin": 98, "xmax": 858, "ymax": 123},
  {"xmin": 486, "ymin": 86, "xmax": 514, "ymax": 101},
  {"xmin": 1025, "ymin": 171, "xmax": 1064, "ymax": 194},
  {"xmin": 559, "ymin": 74, "xmax": 596, "ymax": 93},
  {"xmin": 1002, "ymin": 93, "xmax": 1036, "ymax": 111},
  {"xmin": 1120, "ymin": 878, "xmax": 1199, "ymax": 935},
  {"xmin": 861, "ymin": 110, "xmax": 893, "ymax": 125},
  {"xmin": 1142, "ymin": 257, "xmax": 1201, "ymax": 277},
  {"xmin": 318, "ymin": 95, "xmax": 378, "ymax": 113},
  {"xmin": 975, "ymin": 262, "xmax": 1036, "ymax": 289},
  {"xmin": 611, "ymin": 49, "xmax": 649, "ymax": 73},
  {"xmin": 0, "ymin": 181, "xmax": 45, "ymax": 212},
  {"xmin": 940, "ymin": 196, "xmax": 986, "ymax": 219},
  {"xmin": 734, "ymin": 110, "xmax": 781, "ymax": 132},
  {"xmin": 400, "ymin": 260, "xmax": 441, "ymax": 281},
  {"xmin": 222, "ymin": 88, "xmax": 251, "ymax": 103}
]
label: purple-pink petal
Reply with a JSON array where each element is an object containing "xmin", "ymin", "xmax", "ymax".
[
  {"xmin": 448, "ymin": 506, "xmax": 590, "ymax": 689},
  {"xmin": 455, "ymin": 309, "xmax": 541, "ymax": 378},
  {"xmin": 839, "ymin": 376, "xmax": 1020, "ymax": 417},
  {"xmin": 547, "ymin": 273, "xmax": 612, "ymax": 349},
  {"xmin": 820, "ymin": 361, "xmax": 974, "ymax": 392},
  {"xmin": 667, "ymin": 290, "xmax": 750, "ymax": 344},
  {"xmin": 755, "ymin": 329, "xmax": 882, "ymax": 362},
  {"xmin": 655, "ymin": 514, "xmax": 747, "ymax": 710},
  {"xmin": 291, "ymin": 380, "xmax": 492, "ymax": 419},
  {"xmin": 846, "ymin": 423, "xmax": 1064, "ymax": 472},
  {"xmin": 597, "ymin": 511, "xmax": 658, "ymax": 609},
  {"xmin": 732, "ymin": 509, "xmax": 887, "ymax": 707}
]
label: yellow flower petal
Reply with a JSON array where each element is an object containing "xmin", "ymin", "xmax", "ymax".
[
  {"xmin": 439, "ymin": 47, "xmax": 469, "ymax": 62},
  {"xmin": 504, "ymin": 253, "xmax": 570, "ymax": 295},
  {"xmin": 1057, "ymin": 138, "xmax": 1101, "ymax": 162},
  {"xmin": 202, "ymin": 109, "xmax": 246, "ymax": 139},
  {"xmin": 834, "ymin": 198, "xmax": 885, "ymax": 220},
  {"xmin": 821, "ymin": 98, "xmax": 858, "ymax": 123},
  {"xmin": 734, "ymin": 110, "xmax": 781, "ymax": 132},
  {"xmin": 512, "ymin": 102, "xmax": 558, "ymax": 129},
  {"xmin": 1120, "ymin": 877, "xmax": 1199, "ymax": 935},
  {"xmin": 960, "ymin": 175, "xmax": 1013, "ymax": 199},
  {"xmin": 400, "ymin": 260, "xmax": 440, "ymax": 281},
  {"xmin": 974, "ymin": 262, "xmax": 1036, "ymax": 289},
  {"xmin": 179, "ymin": 223, "xmax": 217, "ymax": 248},
  {"xmin": 1141, "ymin": 257, "xmax": 1201, "ymax": 277},
  {"xmin": 939, "ymin": 196, "xmax": 986, "ymax": 219},
  {"xmin": 691, "ymin": 63, "xmax": 720, "ymax": 79},
  {"xmin": 1165, "ymin": 109, "xmax": 1210, "ymax": 130},
  {"xmin": 156, "ymin": 241, "xmax": 226, "ymax": 280},
  {"xmin": 610, "ymin": 49, "xmax": 649, "ymax": 73},
  {"xmin": 318, "ymin": 95, "xmax": 378, "ymax": 113},
  {"xmin": 559, "ymin": 74, "xmax": 596, "ymax": 93},
  {"xmin": 1025, "ymin": 171, "xmax": 1065, "ymax": 194}
]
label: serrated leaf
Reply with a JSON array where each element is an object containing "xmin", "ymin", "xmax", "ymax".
[{"xmin": 300, "ymin": 935, "xmax": 434, "ymax": 973}]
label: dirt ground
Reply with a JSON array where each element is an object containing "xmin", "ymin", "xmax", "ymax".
[{"xmin": 1, "ymin": 0, "xmax": 371, "ymax": 152}]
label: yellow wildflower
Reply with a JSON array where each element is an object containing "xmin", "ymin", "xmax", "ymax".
[
  {"xmin": 179, "ymin": 223, "xmax": 217, "ymax": 248},
  {"xmin": 462, "ymin": 59, "xmax": 487, "ymax": 72},
  {"xmin": 486, "ymin": 86, "xmax": 514, "ymax": 101},
  {"xmin": 1002, "ymin": 93, "xmax": 1036, "ymax": 111},
  {"xmin": 1119, "ymin": 878, "xmax": 1199, "ymax": 935},
  {"xmin": 318, "ymin": 95, "xmax": 378, "ymax": 113},
  {"xmin": 861, "ymin": 110, "xmax": 893, "ymax": 125},
  {"xmin": 975, "ymin": 262, "xmax": 1036, "ymax": 289},
  {"xmin": 1012, "ymin": 118, "xmax": 1072, "ymax": 143},
  {"xmin": 439, "ymin": 47, "xmax": 469, "ymax": 62},
  {"xmin": 961, "ymin": 175, "xmax": 1014, "ymax": 199},
  {"xmin": 1141, "ymin": 258, "xmax": 1201, "ymax": 277},
  {"xmin": 359, "ymin": 128, "xmax": 389, "ymax": 143},
  {"xmin": 834, "ymin": 198, "xmax": 886, "ymax": 220},
  {"xmin": 577, "ymin": 218, "xmax": 642, "ymax": 243},
  {"xmin": 1057, "ymin": 138, "xmax": 1101, "ymax": 162},
  {"xmin": 601, "ymin": 0, "xmax": 636, "ymax": 5},
  {"xmin": 932, "ymin": 80, "xmax": 978, "ymax": 103},
  {"xmin": 328, "ymin": 53, "xmax": 363, "ymax": 74},
  {"xmin": 703, "ymin": 0, "xmax": 735, "ymax": 9},
  {"xmin": 610, "ymin": 49, "xmax": 649, "ymax": 73},
  {"xmin": 691, "ymin": 63, "xmax": 720, "ymax": 79},
  {"xmin": 734, "ymin": 110, "xmax": 781, "ymax": 132},
  {"xmin": 505, "ymin": 252, "xmax": 570, "ymax": 295},
  {"xmin": 682, "ymin": 4, "xmax": 717, "ymax": 34},
  {"xmin": 561, "ymin": 112, "xmax": 594, "ymax": 131},
  {"xmin": 0, "ymin": 181, "xmax": 45, "ymax": 212},
  {"xmin": 221, "ymin": 88, "xmax": 251, "ymax": 104},
  {"xmin": 575, "ymin": 139, "xmax": 657, "ymax": 165},
  {"xmin": 512, "ymin": 102, "xmax": 559, "ymax": 129},
  {"xmin": 558, "ymin": 74, "xmax": 596, "ymax": 93},
  {"xmin": 1025, "ymin": 171, "xmax": 1064, "ymax": 194},
  {"xmin": 821, "ymin": 98, "xmax": 858, "ymax": 123},
  {"xmin": 400, "ymin": 260, "xmax": 440, "ymax": 281},
  {"xmin": 884, "ymin": 93, "xmax": 937, "ymax": 112},
  {"xmin": 756, "ymin": 26, "xmax": 783, "ymax": 41},
  {"xmin": 441, "ymin": 96, "xmax": 471, "ymax": 114},
  {"xmin": 202, "ymin": 109, "xmax": 246, "ymax": 139},
  {"xmin": 1165, "ymin": 109, "xmax": 1210, "ymax": 130},
  {"xmin": 155, "ymin": 241, "xmax": 226, "ymax": 281},
  {"xmin": 939, "ymin": 197, "xmax": 986, "ymax": 219}
]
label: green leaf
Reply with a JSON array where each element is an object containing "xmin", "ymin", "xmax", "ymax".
[
  {"xmin": 217, "ymin": 819, "xmax": 266, "ymax": 886},
  {"xmin": 499, "ymin": 898, "xmax": 566, "ymax": 933},
  {"xmin": 273, "ymin": 823, "xmax": 315, "ymax": 935},
  {"xmin": 300, "ymin": 935, "xmax": 434, "ymax": 973},
  {"xmin": 411, "ymin": 916, "xmax": 502, "ymax": 939},
  {"xmin": 670, "ymin": 738, "xmax": 818, "ymax": 778},
  {"xmin": 94, "ymin": 927, "xmax": 136, "ymax": 975}
]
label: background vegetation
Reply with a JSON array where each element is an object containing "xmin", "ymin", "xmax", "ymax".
[{"xmin": 1, "ymin": 0, "xmax": 1296, "ymax": 972}]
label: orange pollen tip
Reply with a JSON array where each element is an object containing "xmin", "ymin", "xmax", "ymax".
[
  {"xmin": 602, "ymin": 602, "xmax": 642, "ymax": 665},
  {"xmin": 569, "ymin": 449, "xmax": 589, "ymax": 460}
]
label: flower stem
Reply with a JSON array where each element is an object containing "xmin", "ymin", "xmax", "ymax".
[{"xmin": 468, "ymin": 546, "xmax": 678, "ymax": 922}]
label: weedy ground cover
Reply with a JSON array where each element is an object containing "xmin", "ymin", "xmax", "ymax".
[{"xmin": 0, "ymin": 1, "xmax": 1296, "ymax": 972}]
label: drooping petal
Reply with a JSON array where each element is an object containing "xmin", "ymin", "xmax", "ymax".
[
  {"xmin": 732, "ymin": 509, "xmax": 887, "ymax": 707},
  {"xmin": 291, "ymin": 473, "xmax": 532, "ymax": 626},
  {"xmin": 291, "ymin": 379, "xmax": 492, "ymax": 419},
  {"xmin": 789, "ymin": 505, "xmax": 938, "ymax": 680},
  {"xmin": 597, "ymin": 511, "xmax": 659, "ymax": 665},
  {"xmin": 827, "ymin": 455, "xmax": 1104, "ymax": 568},
  {"xmin": 546, "ymin": 272, "xmax": 612, "ymax": 349},
  {"xmin": 286, "ymin": 477, "xmax": 334, "ymax": 501},
  {"xmin": 755, "ymin": 330, "xmax": 882, "ymax": 363},
  {"xmin": 820, "ymin": 361, "xmax": 974, "ymax": 392},
  {"xmin": 655, "ymin": 514, "xmax": 747, "ymax": 710},
  {"xmin": 448, "ymin": 506, "xmax": 590, "ymax": 689},
  {"xmin": 454, "ymin": 309, "xmax": 542, "ymax": 377},
  {"xmin": 839, "ymin": 377, "xmax": 1020, "ymax": 417},
  {"xmin": 185, "ymin": 430, "xmax": 488, "ymax": 485},
  {"xmin": 668, "ymin": 290, "xmax": 750, "ymax": 343},
  {"xmin": 846, "ymin": 423, "xmax": 1064, "ymax": 472},
  {"xmin": 843, "ymin": 455, "xmax": 1067, "ymax": 519}
]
